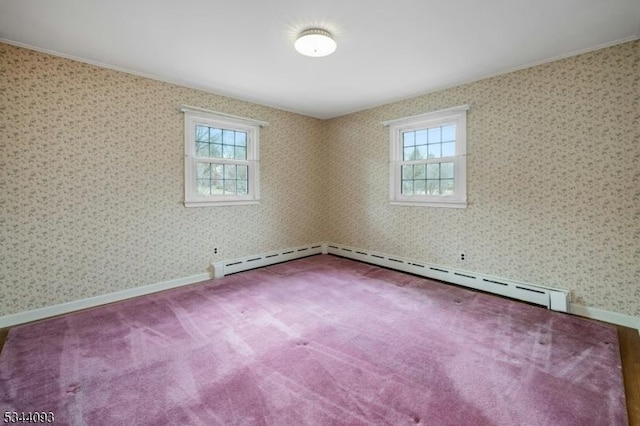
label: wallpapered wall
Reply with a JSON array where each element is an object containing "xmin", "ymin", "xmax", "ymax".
[
  {"xmin": 0, "ymin": 43, "xmax": 326, "ymax": 316},
  {"xmin": 323, "ymin": 40, "xmax": 639, "ymax": 317},
  {"xmin": 1, "ymin": 41, "xmax": 638, "ymax": 318}
]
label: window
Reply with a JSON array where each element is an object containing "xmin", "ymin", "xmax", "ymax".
[
  {"xmin": 386, "ymin": 105, "xmax": 469, "ymax": 208},
  {"xmin": 182, "ymin": 106, "xmax": 266, "ymax": 207}
]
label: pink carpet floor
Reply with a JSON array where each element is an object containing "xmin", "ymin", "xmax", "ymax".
[{"xmin": 0, "ymin": 255, "xmax": 627, "ymax": 425}]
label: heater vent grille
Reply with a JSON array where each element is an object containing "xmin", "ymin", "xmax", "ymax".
[
  {"xmin": 214, "ymin": 244, "xmax": 324, "ymax": 277},
  {"xmin": 325, "ymin": 244, "xmax": 569, "ymax": 312},
  {"xmin": 212, "ymin": 243, "xmax": 569, "ymax": 312}
]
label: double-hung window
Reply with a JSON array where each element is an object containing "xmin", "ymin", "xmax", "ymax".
[
  {"xmin": 387, "ymin": 105, "xmax": 469, "ymax": 208},
  {"xmin": 182, "ymin": 106, "xmax": 266, "ymax": 207}
]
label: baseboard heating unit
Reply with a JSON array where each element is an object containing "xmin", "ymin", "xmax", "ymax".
[
  {"xmin": 212, "ymin": 244, "xmax": 324, "ymax": 278},
  {"xmin": 325, "ymin": 244, "xmax": 570, "ymax": 312},
  {"xmin": 212, "ymin": 243, "xmax": 570, "ymax": 312}
]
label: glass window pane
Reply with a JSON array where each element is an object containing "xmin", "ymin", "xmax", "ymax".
[
  {"xmin": 426, "ymin": 180, "xmax": 439, "ymax": 195},
  {"xmin": 235, "ymin": 132, "xmax": 247, "ymax": 147},
  {"xmin": 428, "ymin": 144, "xmax": 441, "ymax": 158},
  {"xmin": 237, "ymin": 180, "xmax": 248, "ymax": 195},
  {"xmin": 223, "ymin": 129, "xmax": 234, "ymax": 145},
  {"xmin": 441, "ymin": 179, "xmax": 454, "ymax": 195},
  {"xmin": 414, "ymin": 180, "xmax": 426, "ymax": 195},
  {"xmin": 442, "ymin": 125, "xmax": 456, "ymax": 142},
  {"xmin": 426, "ymin": 163, "xmax": 440, "ymax": 179},
  {"xmin": 224, "ymin": 180, "xmax": 236, "ymax": 195},
  {"xmin": 223, "ymin": 145, "xmax": 234, "ymax": 159},
  {"xmin": 417, "ymin": 145, "xmax": 428, "ymax": 160},
  {"xmin": 199, "ymin": 121, "xmax": 264, "ymax": 198},
  {"xmin": 209, "ymin": 143, "xmax": 222, "ymax": 158},
  {"xmin": 403, "ymin": 147, "xmax": 415, "ymax": 161},
  {"xmin": 196, "ymin": 179, "xmax": 210, "ymax": 195},
  {"xmin": 235, "ymin": 146, "xmax": 247, "ymax": 160},
  {"xmin": 196, "ymin": 163, "xmax": 211, "ymax": 178},
  {"xmin": 402, "ymin": 180, "xmax": 414, "ymax": 195},
  {"xmin": 210, "ymin": 128, "xmax": 222, "ymax": 143},
  {"xmin": 237, "ymin": 165, "xmax": 248, "ymax": 180},
  {"xmin": 428, "ymin": 127, "xmax": 441, "ymax": 143},
  {"xmin": 224, "ymin": 164, "xmax": 236, "ymax": 179},
  {"xmin": 440, "ymin": 162, "xmax": 454, "ymax": 179},
  {"xmin": 211, "ymin": 180, "xmax": 223, "ymax": 195},
  {"xmin": 413, "ymin": 164, "xmax": 426, "ymax": 179},
  {"xmin": 196, "ymin": 142, "xmax": 209, "ymax": 157},
  {"xmin": 196, "ymin": 126, "xmax": 209, "ymax": 142},
  {"xmin": 441, "ymin": 142, "xmax": 455, "ymax": 157},
  {"xmin": 212, "ymin": 164, "xmax": 223, "ymax": 179},
  {"xmin": 403, "ymin": 131, "xmax": 415, "ymax": 147},
  {"xmin": 402, "ymin": 165, "xmax": 414, "ymax": 180},
  {"xmin": 415, "ymin": 130, "xmax": 428, "ymax": 145}
]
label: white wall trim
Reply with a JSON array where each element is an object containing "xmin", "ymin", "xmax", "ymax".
[
  {"xmin": 180, "ymin": 105, "xmax": 269, "ymax": 128},
  {"xmin": 387, "ymin": 107, "xmax": 468, "ymax": 208},
  {"xmin": 381, "ymin": 104, "xmax": 471, "ymax": 127},
  {"xmin": 569, "ymin": 303, "xmax": 640, "ymax": 330},
  {"xmin": 0, "ymin": 243, "xmax": 325, "ymax": 329},
  {"xmin": 182, "ymin": 110, "xmax": 261, "ymax": 207},
  {"xmin": 0, "ymin": 272, "xmax": 211, "ymax": 329},
  {"xmin": 2, "ymin": 242, "xmax": 638, "ymax": 332}
]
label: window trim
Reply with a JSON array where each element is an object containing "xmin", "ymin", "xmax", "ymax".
[
  {"xmin": 386, "ymin": 105, "xmax": 469, "ymax": 208},
  {"xmin": 181, "ymin": 106, "xmax": 267, "ymax": 207}
]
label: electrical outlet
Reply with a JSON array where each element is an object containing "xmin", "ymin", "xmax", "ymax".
[{"xmin": 460, "ymin": 253, "xmax": 466, "ymax": 261}]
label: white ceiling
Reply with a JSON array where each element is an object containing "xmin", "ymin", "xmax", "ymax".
[{"xmin": 1, "ymin": 0, "xmax": 638, "ymax": 119}]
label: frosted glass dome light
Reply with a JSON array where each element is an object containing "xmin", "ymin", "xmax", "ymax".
[{"xmin": 294, "ymin": 28, "xmax": 337, "ymax": 57}]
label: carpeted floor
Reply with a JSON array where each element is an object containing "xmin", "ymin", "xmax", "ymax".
[{"xmin": 0, "ymin": 255, "xmax": 627, "ymax": 425}]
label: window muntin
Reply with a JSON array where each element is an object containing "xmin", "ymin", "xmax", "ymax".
[
  {"xmin": 195, "ymin": 126, "xmax": 247, "ymax": 160},
  {"xmin": 388, "ymin": 106, "xmax": 468, "ymax": 208},
  {"xmin": 401, "ymin": 162, "xmax": 455, "ymax": 196},
  {"xmin": 195, "ymin": 163, "xmax": 249, "ymax": 196},
  {"xmin": 182, "ymin": 108, "xmax": 262, "ymax": 207}
]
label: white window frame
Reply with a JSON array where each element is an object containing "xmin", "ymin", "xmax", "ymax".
[
  {"xmin": 385, "ymin": 105, "xmax": 469, "ymax": 208},
  {"xmin": 181, "ymin": 106, "xmax": 267, "ymax": 207}
]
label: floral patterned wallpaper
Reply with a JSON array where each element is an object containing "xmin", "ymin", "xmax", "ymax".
[
  {"xmin": 0, "ymin": 43, "xmax": 326, "ymax": 316},
  {"xmin": 1, "ymin": 40, "xmax": 638, "ymax": 318},
  {"xmin": 322, "ymin": 40, "xmax": 639, "ymax": 317}
]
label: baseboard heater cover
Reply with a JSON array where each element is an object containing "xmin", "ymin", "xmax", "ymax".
[
  {"xmin": 325, "ymin": 244, "xmax": 570, "ymax": 312},
  {"xmin": 5, "ymin": 243, "xmax": 637, "ymax": 329},
  {"xmin": 211, "ymin": 244, "xmax": 324, "ymax": 277}
]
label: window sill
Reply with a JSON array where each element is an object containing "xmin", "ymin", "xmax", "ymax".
[
  {"xmin": 390, "ymin": 200, "xmax": 467, "ymax": 208},
  {"xmin": 184, "ymin": 200, "xmax": 260, "ymax": 207}
]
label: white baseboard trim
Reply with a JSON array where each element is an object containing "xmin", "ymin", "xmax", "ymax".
[
  {"xmin": 3, "ymin": 243, "xmax": 638, "ymax": 333},
  {"xmin": 0, "ymin": 272, "xmax": 211, "ymax": 329},
  {"xmin": 569, "ymin": 303, "xmax": 640, "ymax": 330},
  {"xmin": 0, "ymin": 243, "xmax": 326, "ymax": 329}
]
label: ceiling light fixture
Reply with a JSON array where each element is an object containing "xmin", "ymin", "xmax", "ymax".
[{"xmin": 294, "ymin": 28, "xmax": 337, "ymax": 57}]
